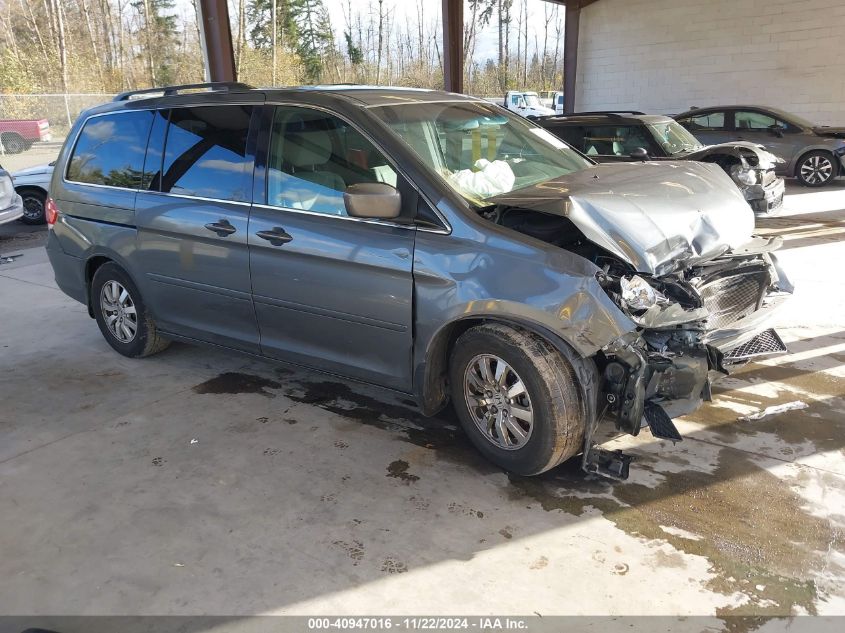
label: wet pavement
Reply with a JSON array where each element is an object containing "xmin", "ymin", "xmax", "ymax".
[{"xmin": 0, "ymin": 183, "xmax": 843, "ymax": 624}]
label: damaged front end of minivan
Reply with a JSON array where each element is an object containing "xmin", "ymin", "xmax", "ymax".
[{"xmin": 488, "ymin": 161, "xmax": 794, "ymax": 479}]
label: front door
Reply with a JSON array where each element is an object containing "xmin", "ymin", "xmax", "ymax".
[
  {"xmin": 134, "ymin": 105, "xmax": 261, "ymax": 352},
  {"xmin": 248, "ymin": 105, "xmax": 416, "ymax": 390}
]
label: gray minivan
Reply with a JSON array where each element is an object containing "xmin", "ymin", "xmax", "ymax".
[{"xmin": 46, "ymin": 83, "xmax": 793, "ymax": 479}]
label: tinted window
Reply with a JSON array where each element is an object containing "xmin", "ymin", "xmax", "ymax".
[
  {"xmin": 160, "ymin": 106, "xmax": 253, "ymax": 201},
  {"xmin": 141, "ymin": 109, "xmax": 168, "ymax": 190},
  {"xmin": 735, "ymin": 110, "xmax": 782, "ymax": 131},
  {"xmin": 67, "ymin": 111, "xmax": 153, "ymax": 188},
  {"xmin": 548, "ymin": 124, "xmax": 587, "ymax": 150},
  {"xmin": 582, "ymin": 125, "xmax": 652, "ymax": 156},
  {"xmin": 267, "ymin": 106, "xmax": 398, "ymax": 217},
  {"xmin": 679, "ymin": 112, "xmax": 725, "ymax": 131}
]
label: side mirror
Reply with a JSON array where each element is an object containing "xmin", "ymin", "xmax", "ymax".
[
  {"xmin": 769, "ymin": 125, "xmax": 784, "ymax": 138},
  {"xmin": 630, "ymin": 147, "xmax": 649, "ymax": 160},
  {"xmin": 344, "ymin": 182, "xmax": 401, "ymax": 219}
]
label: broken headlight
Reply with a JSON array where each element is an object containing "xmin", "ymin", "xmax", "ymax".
[
  {"xmin": 730, "ymin": 164, "xmax": 758, "ymax": 186},
  {"xmin": 620, "ymin": 275, "xmax": 663, "ymax": 310}
]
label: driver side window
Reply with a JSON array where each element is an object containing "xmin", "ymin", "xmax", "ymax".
[{"xmin": 266, "ymin": 106, "xmax": 398, "ymax": 216}]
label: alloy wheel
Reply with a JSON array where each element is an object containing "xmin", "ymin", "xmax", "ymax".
[
  {"xmin": 463, "ymin": 354, "xmax": 534, "ymax": 450},
  {"xmin": 100, "ymin": 280, "xmax": 138, "ymax": 343},
  {"xmin": 21, "ymin": 194, "xmax": 44, "ymax": 222},
  {"xmin": 800, "ymin": 155, "xmax": 833, "ymax": 185}
]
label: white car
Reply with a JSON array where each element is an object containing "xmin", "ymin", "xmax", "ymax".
[
  {"xmin": 503, "ymin": 91, "xmax": 556, "ymax": 118},
  {"xmin": 0, "ymin": 168, "xmax": 24, "ymax": 226},
  {"xmin": 11, "ymin": 162, "xmax": 53, "ymax": 225}
]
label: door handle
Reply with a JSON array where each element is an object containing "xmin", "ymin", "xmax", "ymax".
[
  {"xmin": 255, "ymin": 227, "xmax": 293, "ymax": 246},
  {"xmin": 204, "ymin": 219, "xmax": 237, "ymax": 237}
]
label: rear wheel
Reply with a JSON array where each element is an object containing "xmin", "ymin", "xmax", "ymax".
[
  {"xmin": 449, "ymin": 324, "xmax": 586, "ymax": 476},
  {"xmin": 91, "ymin": 262, "xmax": 170, "ymax": 358},
  {"xmin": 1, "ymin": 132, "xmax": 26, "ymax": 154},
  {"xmin": 18, "ymin": 188, "xmax": 47, "ymax": 225},
  {"xmin": 796, "ymin": 150, "xmax": 837, "ymax": 187}
]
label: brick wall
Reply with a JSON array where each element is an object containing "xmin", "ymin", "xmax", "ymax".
[{"xmin": 575, "ymin": 0, "xmax": 845, "ymax": 125}]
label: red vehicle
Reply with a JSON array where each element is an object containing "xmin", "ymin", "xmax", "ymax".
[{"xmin": 0, "ymin": 118, "xmax": 52, "ymax": 154}]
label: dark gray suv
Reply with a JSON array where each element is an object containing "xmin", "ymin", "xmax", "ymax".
[{"xmin": 45, "ymin": 83, "xmax": 793, "ymax": 479}]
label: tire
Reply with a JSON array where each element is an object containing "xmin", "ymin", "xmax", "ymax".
[
  {"xmin": 17, "ymin": 188, "xmax": 47, "ymax": 225},
  {"xmin": 1, "ymin": 132, "xmax": 26, "ymax": 154},
  {"xmin": 796, "ymin": 150, "xmax": 837, "ymax": 187},
  {"xmin": 91, "ymin": 262, "xmax": 170, "ymax": 358},
  {"xmin": 448, "ymin": 323, "xmax": 586, "ymax": 476}
]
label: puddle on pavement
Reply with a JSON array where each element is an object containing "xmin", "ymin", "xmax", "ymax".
[
  {"xmin": 191, "ymin": 364, "xmax": 843, "ymax": 618},
  {"xmin": 192, "ymin": 372, "xmax": 282, "ymax": 397}
]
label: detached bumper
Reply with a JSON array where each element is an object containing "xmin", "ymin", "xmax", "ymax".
[{"xmin": 0, "ymin": 194, "xmax": 24, "ymax": 225}]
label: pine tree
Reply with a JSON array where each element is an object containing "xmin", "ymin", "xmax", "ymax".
[
  {"xmin": 291, "ymin": 0, "xmax": 335, "ymax": 82},
  {"xmin": 132, "ymin": 0, "xmax": 178, "ymax": 86},
  {"xmin": 247, "ymin": 0, "xmax": 298, "ymax": 50}
]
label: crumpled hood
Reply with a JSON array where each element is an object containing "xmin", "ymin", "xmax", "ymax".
[
  {"xmin": 12, "ymin": 163, "xmax": 53, "ymax": 178},
  {"xmin": 489, "ymin": 161, "xmax": 754, "ymax": 276},
  {"xmin": 685, "ymin": 141, "xmax": 783, "ymax": 169}
]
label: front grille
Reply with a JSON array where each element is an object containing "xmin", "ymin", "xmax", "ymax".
[
  {"xmin": 698, "ymin": 269, "xmax": 768, "ymax": 330},
  {"xmin": 723, "ymin": 328, "xmax": 787, "ymax": 362}
]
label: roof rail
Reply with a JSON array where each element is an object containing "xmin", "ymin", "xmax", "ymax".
[
  {"xmin": 569, "ymin": 110, "xmax": 647, "ymax": 116},
  {"xmin": 113, "ymin": 82, "xmax": 253, "ymax": 102}
]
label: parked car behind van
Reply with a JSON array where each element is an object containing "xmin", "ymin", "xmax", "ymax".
[
  {"xmin": 538, "ymin": 111, "xmax": 786, "ymax": 215},
  {"xmin": 674, "ymin": 105, "xmax": 845, "ymax": 187},
  {"xmin": 45, "ymin": 83, "xmax": 793, "ymax": 479},
  {"xmin": 11, "ymin": 162, "xmax": 53, "ymax": 224},
  {"xmin": 0, "ymin": 167, "xmax": 24, "ymax": 226}
]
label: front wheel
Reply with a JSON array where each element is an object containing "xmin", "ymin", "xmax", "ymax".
[
  {"xmin": 18, "ymin": 188, "xmax": 47, "ymax": 225},
  {"xmin": 91, "ymin": 262, "xmax": 170, "ymax": 358},
  {"xmin": 796, "ymin": 151, "xmax": 837, "ymax": 187},
  {"xmin": 449, "ymin": 324, "xmax": 587, "ymax": 476},
  {"xmin": 1, "ymin": 132, "xmax": 26, "ymax": 154}
]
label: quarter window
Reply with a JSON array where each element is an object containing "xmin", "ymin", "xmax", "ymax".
[
  {"xmin": 266, "ymin": 106, "xmax": 398, "ymax": 217},
  {"xmin": 160, "ymin": 106, "xmax": 253, "ymax": 202},
  {"xmin": 735, "ymin": 111, "xmax": 782, "ymax": 131},
  {"xmin": 679, "ymin": 112, "xmax": 725, "ymax": 131},
  {"xmin": 67, "ymin": 111, "xmax": 153, "ymax": 188}
]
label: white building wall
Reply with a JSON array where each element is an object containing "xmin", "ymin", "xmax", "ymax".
[{"xmin": 575, "ymin": 0, "xmax": 845, "ymax": 125}]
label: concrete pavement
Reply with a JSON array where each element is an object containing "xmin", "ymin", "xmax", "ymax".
[{"xmin": 0, "ymin": 187, "xmax": 844, "ymax": 620}]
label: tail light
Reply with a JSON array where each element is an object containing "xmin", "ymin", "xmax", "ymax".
[{"xmin": 45, "ymin": 197, "xmax": 59, "ymax": 226}]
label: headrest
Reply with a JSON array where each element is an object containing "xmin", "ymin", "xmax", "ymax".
[{"xmin": 286, "ymin": 130, "xmax": 332, "ymax": 167}]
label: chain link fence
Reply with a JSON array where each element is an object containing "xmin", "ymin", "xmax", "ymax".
[{"xmin": 0, "ymin": 93, "xmax": 117, "ymax": 144}]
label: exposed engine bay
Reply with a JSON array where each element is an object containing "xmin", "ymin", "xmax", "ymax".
[{"xmin": 482, "ymin": 179, "xmax": 793, "ymax": 479}]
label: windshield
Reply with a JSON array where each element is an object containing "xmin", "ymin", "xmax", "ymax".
[
  {"xmin": 523, "ymin": 94, "xmax": 541, "ymax": 107},
  {"xmin": 648, "ymin": 120, "xmax": 704, "ymax": 154},
  {"xmin": 370, "ymin": 101, "xmax": 591, "ymax": 204}
]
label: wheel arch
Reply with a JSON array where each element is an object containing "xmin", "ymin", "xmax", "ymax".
[
  {"xmin": 415, "ymin": 315, "xmax": 600, "ymax": 421},
  {"xmin": 14, "ymin": 184, "xmax": 48, "ymax": 196},
  {"xmin": 83, "ymin": 251, "xmax": 141, "ymax": 319},
  {"xmin": 794, "ymin": 147, "xmax": 839, "ymax": 177}
]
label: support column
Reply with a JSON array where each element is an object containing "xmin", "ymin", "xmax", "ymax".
[
  {"xmin": 563, "ymin": 1, "xmax": 581, "ymax": 114},
  {"xmin": 197, "ymin": 0, "xmax": 237, "ymax": 83},
  {"xmin": 442, "ymin": 0, "xmax": 464, "ymax": 93}
]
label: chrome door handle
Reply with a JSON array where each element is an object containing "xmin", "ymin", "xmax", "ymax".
[
  {"xmin": 204, "ymin": 219, "xmax": 237, "ymax": 237},
  {"xmin": 255, "ymin": 227, "xmax": 293, "ymax": 246}
]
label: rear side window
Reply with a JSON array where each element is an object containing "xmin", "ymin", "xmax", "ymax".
[
  {"xmin": 582, "ymin": 125, "xmax": 652, "ymax": 156},
  {"xmin": 160, "ymin": 106, "xmax": 253, "ymax": 202},
  {"xmin": 679, "ymin": 112, "xmax": 725, "ymax": 131},
  {"xmin": 67, "ymin": 111, "xmax": 154, "ymax": 188}
]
